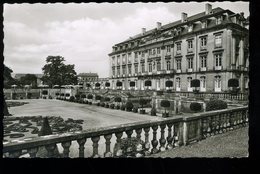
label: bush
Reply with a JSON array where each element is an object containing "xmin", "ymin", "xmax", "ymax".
[
  {"xmin": 75, "ymin": 94, "xmax": 80, "ymax": 100},
  {"xmin": 115, "ymin": 97, "xmax": 122, "ymax": 103},
  {"xmin": 42, "ymin": 90, "xmax": 48, "ymax": 95},
  {"xmin": 85, "ymin": 100, "xmax": 89, "ymax": 104},
  {"xmin": 95, "ymin": 95, "xmax": 102, "ymax": 100},
  {"xmin": 69, "ymin": 96, "xmax": 75, "ymax": 102},
  {"xmin": 27, "ymin": 93, "xmax": 32, "ymax": 99},
  {"xmin": 121, "ymin": 104, "xmax": 126, "ymax": 111},
  {"xmin": 105, "ymin": 97, "xmax": 110, "ymax": 102},
  {"xmin": 87, "ymin": 94, "xmax": 93, "ymax": 99},
  {"xmin": 49, "ymin": 96, "xmax": 52, "ymax": 99},
  {"xmin": 206, "ymin": 99, "xmax": 227, "ymax": 111},
  {"xmin": 139, "ymin": 98, "xmax": 147, "ymax": 109},
  {"xmin": 12, "ymin": 93, "xmax": 17, "ymax": 100},
  {"xmin": 100, "ymin": 102, "xmax": 105, "ymax": 107},
  {"xmin": 190, "ymin": 102, "xmax": 202, "ymax": 112},
  {"xmin": 65, "ymin": 93, "xmax": 70, "ymax": 97},
  {"xmin": 106, "ymin": 103, "xmax": 110, "ymax": 108},
  {"xmin": 43, "ymin": 96, "xmax": 46, "ymax": 99},
  {"xmin": 116, "ymin": 105, "xmax": 120, "ymax": 109},
  {"xmin": 81, "ymin": 94, "xmax": 86, "ymax": 98},
  {"xmin": 133, "ymin": 106, "xmax": 138, "ymax": 113},
  {"xmin": 97, "ymin": 103, "xmax": 100, "ymax": 106},
  {"xmin": 126, "ymin": 101, "xmax": 134, "ymax": 111},
  {"xmin": 89, "ymin": 101, "xmax": 92, "ymax": 105},
  {"xmin": 110, "ymin": 103, "xmax": 115, "ymax": 109},
  {"xmin": 60, "ymin": 93, "xmax": 65, "ymax": 96},
  {"xmin": 160, "ymin": 100, "xmax": 170, "ymax": 108},
  {"xmin": 55, "ymin": 93, "xmax": 59, "ymax": 96}
]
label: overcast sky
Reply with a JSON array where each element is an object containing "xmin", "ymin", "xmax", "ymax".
[{"xmin": 4, "ymin": 2, "xmax": 249, "ymax": 78}]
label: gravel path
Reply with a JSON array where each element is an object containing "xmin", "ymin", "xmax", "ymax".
[{"xmin": 150, "ymin": 126, "xmax": 248, "ymax": 158}]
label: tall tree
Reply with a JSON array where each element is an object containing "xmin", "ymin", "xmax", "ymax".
[
  {"xmin": 41, "ymin": 56, "xmax": 77, "ymax": 87},
  {"xmin": 20, "ymin": 74, "xmax": 38, "ymax": 88},
  {"xmin": 3, "ymin": 64, "xmax": 12, "ymax": 116}
]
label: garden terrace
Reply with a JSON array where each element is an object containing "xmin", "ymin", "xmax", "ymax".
[{"xmin": 3, "ymin": 106, "xmax": 248, "ymax": 158}]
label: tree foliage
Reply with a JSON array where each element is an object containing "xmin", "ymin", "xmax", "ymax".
[
  {"xmin": 20, "ymin": 74, "xmax": 38, "ymax": 87},
  {"xmin": 41, "ymin": 56, "xmax": 77, "ymax": 87}
]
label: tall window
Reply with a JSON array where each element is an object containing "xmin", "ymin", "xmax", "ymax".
[
  {"xmin": 122, "ymin": 54, "xmax": 126, "ymax": 64},
  {"xmin": 200, "ymin": 76, "xmax": 206, "ymax": 90},
  {"xmin": 117, "ymin": 67, "xmax": 120, "ymax": 75},
  {"xmin": 187, "ymin": 77, "xmax": 192, "ymax": 91},
  {"xmin": 176, "ymin": 78, "xmax": 181, "ymax": 90},
  {"xmin": 188, "ymin": 40, "xmax": 193, "ymax": 49},
  {"xmin": 122, "ymin": 66, "xmax": 126, "ymax": 75},
  {"xmin": 166, "ymin": 61, "xmax": 171, "ymax": 70},
  {"xmin": 148, "ymin": 62, "xmax": 152, "ymax": 72},
  {"xmin": 166, "ymin": 45, "xmax": 171, "ymax": 52},
  {"xmin": 176, "ymin": 59, "xmax": 181, "ymax": 70},
  {"xmin": 152, "ymin": 49, "xmax": 156, "ymax": 55},
  {"xmin": 215, "ymin": 76, "xmax": 221, "ymax": 92},
  {"xmin": 134, "ymin": 64, "xmax": 138, "ymax": 74},
  {"xmin": 187, "ymin": 57, "xmax": 193, "ymax": 69},
  {"xmin": 128, "ymin": 65, "xmax": 132, "ymax": 75},
  {"xmin": 200, "ymin": 55, "xmax": 207, "ymax": 68},
  {"xmin": 117, "ymin": 56, "xmax": 120, "ymax": 65},
  {"xmin": 141, "ymin": 51, "xmax": 145, "ymax": 57},
  {"xmin": 141, "ymin": 63, "xmax": 145, "ymax": 73},
  {"xmin": 200, "ymin": 37, "xmax": 207, "ymax": 48},
  {"xmin": 176, "ymin": 43, "xmax": 181, "ymax": 51},
  {"xmin": 128, "ymin": 53, "xmax": 131, "ymax": 63},
  {"xmin": 157, "ymin": 61, "xmax": 161, "ymax": 71},
  {"xmin": 134, "ymin": 52, "xmax": 138, "ymax": 62},
  {"xmin": 215, "ymin": 53, "xmax": 222, "ymax": 67},
  {"xmin": 215, "ymin": 34, "xmax": 222, "ymax": 48},
  {"xmin": 112, "ymin": 67, "xmax": 115, "ymax": 76},
  {"xmin": 149, "ymin": 49, "xmax": 152, "ymax": 55},
  {"xmin": 112, "ymin": 57, "xmax": 115, "ymax": 65},
  {"xmin": 157, "ymin": 48, "xmax": 161, "ymax": 54}
]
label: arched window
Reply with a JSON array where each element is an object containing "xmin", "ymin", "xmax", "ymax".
[
  {"xmin": 141, "ymin": 63, "xmax": 145, "ymax": 73},
  {"xmin": 214, "ymin": 75, "xmax": 221, "ymax": 92},
  {"xmin": 176, "ymin": 77, "xmax": 181, "ymax": 91},
  {"xmin": 148, "ymin": 62, "xmax": 152, "ymax": 72}
]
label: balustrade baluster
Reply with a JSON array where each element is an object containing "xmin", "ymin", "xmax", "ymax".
[
  {"xmin": 28, "ymin": 147, "xmax": 38, "ymax": 158},
  {"xmin": 229, "ymin": 112, "xmax": 234, "ymax": 130},
  {"xmin": 114, "ymin": 132, "xmax": 123, "ymax": 157},
  {"xmin": 202, "ymin": 118, "xmax": 208, "ymax": 138},
  {"xmin": 166, "ymin": 123, "xmax": 173, "ymax": 149},
  {"xmin": 45, "ymin": 144, "xmax": 57, "ymax": 158},
  {"xmin": 9, "ymin": 150, "xmax": 22, "ymax": 158},
  {"xmin": 219, "ymin": 114, "xmax": 224, "ymax": 134},
  {"xmin": 91, "ymin": 136, "xmax": 100, "ymax": 158},
  {"xmin": 216, "ymin": 114, "xmax": 221, "ymax": 134},
  {"xmin": 143, "ymin": 127, "xmax": 151, "ymax": 154},
  {"xmin": 104, "ymin": 134, "xmax": 113, "ymax": 157},
  {"xmin": 77, "ymin": 138, "xmax": 87, "ymax": 158},
  {"xmin": 207, "ymin": 117, "xmax": 212, "ymax": 137},
  {"xmin": 159, "ymin": 124, "xmax": 166, "ymax": 151},
  {"xmin": 151, "ymin": 125, "xmax": 159, "ymax": 154},
  {"xmin": 62, "ymin": 141, "xmax": 72, "ymax": 158},
  {"xmin": 135, "ymin": 129, "xmax": 142, "ymax": 141},
  {"xmin": 126, "ymin": 130, "xmax": 133, "ymax": 138}
]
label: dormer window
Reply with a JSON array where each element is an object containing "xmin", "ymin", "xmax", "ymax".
[
  {"xmin": 201, "ymin": 21, "xmax": 207, "ymax": 29},
  {"xmin": 188, "ymin": 25, "xmax": 193, "ymax": 32},
  {"xmin": 216, "ymin": 16, "xmax": 223, "ymax": 25}
]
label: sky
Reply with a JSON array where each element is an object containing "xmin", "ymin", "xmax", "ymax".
[{"xmin": 3, "ymin": 2, "xmax": 249, "ymax": 78}]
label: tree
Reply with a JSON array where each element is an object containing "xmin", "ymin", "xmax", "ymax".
[
  {"xmin": 41, "ymin": 56, "xmax": 78, "ymax": 87},
  {"xmin": 3, "ymin": 65, "xmax": 13, "ymax": 116},
  {"xmin": 20, "ymin": 74, "xmax": 37, "ymax": 88},
  {"xmin": 160, "ymin": 100, "xmax": 170, "ymax": 117},
  {"xmin": 3, "ymin": 65, "xmax": 20, "ymax": 88}
]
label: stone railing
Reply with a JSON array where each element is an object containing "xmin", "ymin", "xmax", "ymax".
[{"xmin": 3, "ymin": 106, "xmax": 248, "ymax": 158}]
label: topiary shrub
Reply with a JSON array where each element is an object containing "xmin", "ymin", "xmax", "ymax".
[
  {"xmin": 27, "ymin": 93, "xmax": 32, "ymax": 99},
  {"xmin": 75, "ymin": 94, "xmax": 80, "ymax": 100},
  {"xmin": 116, "ymin": 105, "xmax": 120, "ymax": 110},
  {"xmin": 60, "ymin": 93, "xmax": 65, "ymax": 97},
  {"xmin": 89, "ymin": 101, "xmax": 92, "ymax": 105},
  {"xmin": 206, "ymin": 99, "xmax": 227, "ymax": 111},
  {"xmin": 110, "ymin": 103, "xmax": 115, "ymax": 109},
  {"xmin": 161, "ymin": 100, "xmax": 170, "ymax": 117},
  {"xmin": 106, "ymin": 103, "xmax": 110, "ymax": 108},
  {"xmin": 69, "ymin": 96, "xmax": 75, "ymax": 102},
  {"xmin": 43, "ymin": 96, "xmax": 47, "ymax": 99},
  {"xmin": 95, "ymin": 95, "xmax": 101, "ymax": 101},
  {"xmin": 12, "ymin": 93, "xmax": 17, "ymax": 100},
  {"xmin": 55, "ymin": 92, "xmax": 60, "ymax": 96},
  {"xmin": 87, "ymin": 94, "xmax": 93, "ymax": 99},
  {"xmin": 126, "ymin": 101, "xmax": 134, "ymax": 111},
  {"xmin": 85, "ymin": 100, "xmax": 89, "ymax": 104},
  {"xmin": 133, "ymin": 106, "xmax": 138, "ymax": 113},
  {"xmin": 139, "ymin": 98, "xmax": 147, "ymax": 114},
  {"xmin": 151, "ymin": 107, "xmax": 157, "ymax": 116},
  {"xmin": 105, "ymin": 97, "xmax": 110, "ymax": 102},
  {"xmin": 100, "ymin": 102, "xmax": 105, "ymax": 107},
  {"xmin": 97, "ymin": 103, "xmax": 100, "ymax": 106},
  {"xmin": 65, "ymin": 93, "xmax": 70, "ymax": 97},
  {"xmin": 38, "ymin": 117, "xmax": 53, "ymax": 136},
  {"xmin": 190, "ymin": 102, "xmax": 202, "ymax": 112},
  {"xmin": 81, "ymin": 94, "xmax": 86, "ymax": 99},
  {"xmin": 121, "ymin": 104, "xmax": 126, "ymax": 111}
]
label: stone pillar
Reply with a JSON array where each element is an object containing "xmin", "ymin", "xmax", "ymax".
[
  {"xmin": 232, "ymin": 36, "xmax": 236, "ymax": 65},
  {"xmin": 183, "ymin": 121, "xmax": 189, "ymax": 145},
  {"xmin": 239, "ymin": 39, "xmax": 245, "ymax": 92},
  {"xmin": 226, "ymin": 30, "xmax": 232, "ymax": 69}
]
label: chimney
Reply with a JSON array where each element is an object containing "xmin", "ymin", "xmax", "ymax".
[
  {"xmin": 205, "ymin": 3, "xmax": 212, "ymax": 15},
  {"xmin": 142, "ymin": 28, "xmax": 146, "ymax": 35},
  {"xmin": 156, "ymin": 22, "xmax": 162, "ymax": 30},
  {"xmin": 181, "ymin": 12, "xmax": 187, "ymax": 22}
]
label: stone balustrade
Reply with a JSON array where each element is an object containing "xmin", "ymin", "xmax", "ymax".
[{"xmin": 3, "ymin": 106, "xmax": 248, "ymax": 158}]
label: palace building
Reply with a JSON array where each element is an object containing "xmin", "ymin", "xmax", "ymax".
[{"xmin": 108, "ymin": 4, "xmax": 249, "ymax": 93}]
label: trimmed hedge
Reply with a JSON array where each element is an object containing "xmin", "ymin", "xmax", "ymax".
[
  {"xmin": 42, "ymin": 90, "xmax": 48, "ymax": 95},
  {"xmin": 206, "ymin": 99, "xmax": 227, "ymax": 111},
  {"xmin": 69, "ymin": 96, "xmax": 75, "ymax": 102},
  {"xmin": 87, "ymin": 94, "xmax": 93, "ymax": 99},
  {"xmin": 65, "ymin": 93, "xmax": 70, "ymax": 97},
  {"xmin": 120, "ymin": 104, "xmax": 126, "ymax": 111},
  {"xmin": 190, "ymin": 102, "xmax": 202, "ymax": 112}
]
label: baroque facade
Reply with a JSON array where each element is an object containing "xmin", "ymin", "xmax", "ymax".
[{"xmin": 108, "ymin": 4, "xmax": 249, "ymax": 93}]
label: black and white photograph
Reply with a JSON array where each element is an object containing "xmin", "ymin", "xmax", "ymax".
[{"xmin": 3, "ymin": 1, "xmax": 250, "ymax": 158}]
